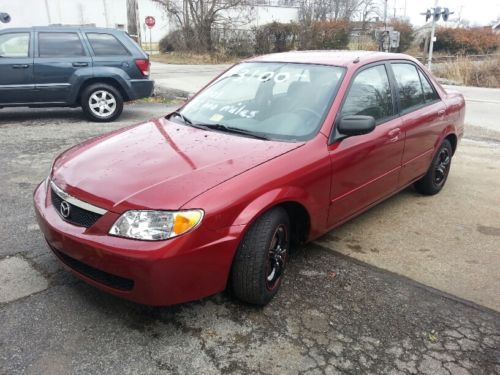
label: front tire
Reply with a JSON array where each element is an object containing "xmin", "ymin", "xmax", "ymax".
[
  {"xmin": 414, "ymin": 139, "xmax": 453, "ymax": 195},
  {"xmin": 230, "ymin": 207, "xmax": 290, "ymax": 306},
  {"xmin": 81, "ymin": 83, "xmax": 123, "ymax": 122}
]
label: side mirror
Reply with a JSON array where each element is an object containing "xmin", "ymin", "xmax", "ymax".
[
  {"xmin": 338, "ymin": 115, "xmax": 375, "ymax": 136},
  {"xmin": 0, "ymin": 12, "xmax": 11, "ymax": 23}
]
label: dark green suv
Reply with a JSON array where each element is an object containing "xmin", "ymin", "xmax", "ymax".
[{"xmin": 0, "ymin": 26, "xmax": 154, "ymax": 121}]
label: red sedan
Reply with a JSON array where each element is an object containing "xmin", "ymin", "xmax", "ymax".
[{"xmin": 34, "ymin": 51, "xmax": 465, "ymax": 306}]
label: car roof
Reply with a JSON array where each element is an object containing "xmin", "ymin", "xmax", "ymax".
[
  {"xmin": 247, "ymin": 50, "xmax": 418, "ymax": 68},
  {"xmin": 0, "ymin": 26, "xmax": 125, "ymax": 33}
]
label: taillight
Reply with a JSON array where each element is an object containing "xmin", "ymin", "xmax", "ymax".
[{"xmin": 135, "ymin": 59, "xmax": 150, "ymax": 77}]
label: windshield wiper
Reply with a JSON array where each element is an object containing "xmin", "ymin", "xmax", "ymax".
[{"xmin": 199, "ymin": 123, "xmax": 270, "ymax": 140}]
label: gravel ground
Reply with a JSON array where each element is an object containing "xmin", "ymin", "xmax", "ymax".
[{"xmin": 0, "ymin": 104, "xmax": 499, "ymax": 374}]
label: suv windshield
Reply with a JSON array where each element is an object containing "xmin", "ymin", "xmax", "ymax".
[{"xmin": 179, "ymin": 62, "xmax": 345, "ymax": 141}]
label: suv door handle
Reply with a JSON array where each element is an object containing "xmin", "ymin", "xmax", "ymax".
[
  {"xmin": 438, "ymin": 109, "xmax": 446, "ymax": 117},
  {"xmin": 388, "ymin": 128, "xmax": 401, "ymax": 142},
  {"xmin": 72, "ymin": 62, "xmax": 88, "ymax": 67},
  {"xmin": 12, "ymin": 64, "xmax": 30, "ymax": 69}
]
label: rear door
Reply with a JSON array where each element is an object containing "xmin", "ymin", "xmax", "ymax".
[
  {"xmin": 34, "ymin": 30, "xmax": 92, "ymax": 103},
  {"xmin": 390, "ymin": 62, "xmax": 446, "ymax": 186},
  {"xmin": 0, "ymin": 31, "xmax": 34, "ymax": 105},
  {"xmin": 327, "ymin": 63, "xmax": 404, "ymax": 228}
]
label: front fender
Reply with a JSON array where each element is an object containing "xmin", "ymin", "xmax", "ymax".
[
  {"xmin": 231, "ymin": 187, "xmax": 311, "ymax": 226},
  {"xmin": 201, "ymin": 185, "xmax": 326, "ymax": 243}
]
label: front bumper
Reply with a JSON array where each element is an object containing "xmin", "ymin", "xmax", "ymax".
[{"xmin": 33, "ymin": 181, "xmax": 241, "ymax": 306}]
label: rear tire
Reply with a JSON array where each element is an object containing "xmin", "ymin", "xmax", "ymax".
[
  {"xmin": 230, "ymin": 207, "xmax": 290, "ymax": 306},
  {"xmin": 414, "ymin": 139, "xmax": 453, "ymax": 195},
  {"xmin": 81, "ymin": 83, "xmax": 123, "ymax": 122}
]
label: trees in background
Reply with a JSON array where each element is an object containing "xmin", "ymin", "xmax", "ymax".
[
  {"xmin": 152, "ymin": 0, "xmax": 251, "ymax": 52},
  {"xmin": 155, "ymin": 0, "xmax": 498, "ymax": 57}
]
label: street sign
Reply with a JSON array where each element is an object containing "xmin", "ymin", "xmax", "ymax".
[{"xmin": 145, "ymin": 16, "xmax": 155, "ymax": 28}]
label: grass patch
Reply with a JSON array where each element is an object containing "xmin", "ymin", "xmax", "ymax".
[
  {"xmin": 131, "ymin": 96, "xmax": 185, "ymax": 106},
  {"xmin": 151, "ymin": 52, "xmax": 243, "ymax": 65},
  {"xmin": 433, "ymin": 56, "xmax": 500, "ymax": 87}
]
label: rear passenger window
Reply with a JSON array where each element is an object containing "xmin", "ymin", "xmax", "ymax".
[
  {"xmin": 39, "ymin": 32, "xmax": 85, "ymax": 57},
  {"xmin": 418, "ymin": 69, "xmax": 440, "ymax": 102},
  {"xmin": 392, "ymin": 63, "xmax": 425, "ymax": 112},
  {"xmin": 86, "ymin": 33, "xmax": 130, "ymax": 56},
  {"xmin": 340, "ymin": 65, "xmax": 393, "ymax": 122}
]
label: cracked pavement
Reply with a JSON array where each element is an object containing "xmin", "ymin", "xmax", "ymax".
[{"xmin": 0, "ymin": 104, "xmax": 499, "ymax": 374}]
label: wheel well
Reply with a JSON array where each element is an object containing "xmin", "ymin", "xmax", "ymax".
[
  {"xmin": 445, "ymin": 133, "xmax": 458, "ymax": 155},
  {"xmin": 278, "ymin": 201, "xmax": 311, "ymax": 246},
  {"xmin": 78, "ymin": 78, "xmax": 129, "ymax": 103}
]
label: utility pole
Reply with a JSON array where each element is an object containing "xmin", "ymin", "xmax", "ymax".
[
  {"xmin": 383, "ymin": 0, "xmax": 389, "ymax": 52},
  {"xmin": 102, "ymin": 0, "xmax": 109, "ymax": 28},
  {"xmin": 127, "ymin": 0, "xmax": 141, "ymax": 43},
  {"xmin": 44, "ymin": 0, "xmax": 51, "ymax": 24}
]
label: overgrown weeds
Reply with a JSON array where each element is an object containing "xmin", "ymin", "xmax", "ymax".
[{"xmin": 433, "ymin": 56, "xmax": 500, "ymax": 88}]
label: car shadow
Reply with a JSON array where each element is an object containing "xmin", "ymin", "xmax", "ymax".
[
  {"xmin": 0, "ymin": 107, "xmax": 86, "ymax": 124},
  {"xmin": 0, "ymin": 104, "xmax": 170, "ymax": 126}
]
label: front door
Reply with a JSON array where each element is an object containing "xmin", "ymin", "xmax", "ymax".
[
  {"xmin": 34, "ymin": 31, "xmax": 92, "ymax": 103},
  {"xmin": 0, "ymin": 31, "xmax": 34, "ymax": 105},
  {"xmin": 327, "ymin": 63, "xmax": 404, "ymax": 228}
]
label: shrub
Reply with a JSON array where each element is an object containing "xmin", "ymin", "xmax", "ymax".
[
  {"xmin": 308, "ymin": 20, "xmax": 351, "ymax": 50},
  {"xmin": 434, "ymin": 27, "xmax": 499, "ymax": 55},
  {"xmin": 254, "ymin": 22, "xmax": 300, "ymax": 54},
  {"xmin": 158, "ymin": 28, "xmax": 196, "ymax": 53}
]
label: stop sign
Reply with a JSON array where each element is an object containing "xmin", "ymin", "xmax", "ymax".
[{"xmin": 145, "ymin": 16, "xmax": 156, "ymax": 28}]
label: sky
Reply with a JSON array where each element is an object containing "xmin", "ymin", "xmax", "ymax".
[{"xmin": 389, "ymin": 0, "xmax": 500, "ymax": 26}]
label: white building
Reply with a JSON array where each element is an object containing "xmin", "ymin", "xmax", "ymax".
[{"xmin": 0, "ymin": 0, "xmax": 300, "ymax": 43}]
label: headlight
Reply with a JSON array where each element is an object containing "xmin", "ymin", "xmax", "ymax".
[{"xmin": 109, "ymin": 210, "xmax": 204, "ymax": 241}]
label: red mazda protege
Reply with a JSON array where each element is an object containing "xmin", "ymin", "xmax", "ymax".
[{"xmin": 34, "ymin": 51, "xmax": 465, "ymax": 306}]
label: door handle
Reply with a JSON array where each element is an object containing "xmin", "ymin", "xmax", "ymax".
[
  {"xmin": 388, "ymin": 128, "xmax": 401, "ymax": 142},
  {"xmin": 72, "ymin": 62, "xmax": 88, "ymax": 67},
  {"xmin": 438, "ymin": 109, "xmax": 446, "ymax": 117},
  {"xmin": 12, "ymin": 64, "xmax": 29, "ymax": 69}
]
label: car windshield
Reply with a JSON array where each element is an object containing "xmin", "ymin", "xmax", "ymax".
[{"xmin": 178, "ymin": 62, "xmax": 345, "ymax": 141}]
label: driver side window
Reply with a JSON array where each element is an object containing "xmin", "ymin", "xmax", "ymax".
[{"xmin": 340, "ymin": 65, "xmax": 393, "ymax": 123}]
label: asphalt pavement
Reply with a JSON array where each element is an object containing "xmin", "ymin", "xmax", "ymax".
[{"xmin": 0, "ymin": 102, "xmax": 499, "ymax": 374}]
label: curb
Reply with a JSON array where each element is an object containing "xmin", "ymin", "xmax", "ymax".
[{"xmin": 154, "ymin": 84, "xmax": 191, "ymax": 100}]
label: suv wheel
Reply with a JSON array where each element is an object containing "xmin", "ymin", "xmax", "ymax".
[
  {"xmin": 230, "ymin": 207, "xmax": 290, "ymax": 306},
  {"xmin": 81, "ymin": 83, "xmax": 123, "ymax": 122}
]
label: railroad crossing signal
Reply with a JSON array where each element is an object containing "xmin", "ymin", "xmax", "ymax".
[{"xmin": 420, "ymin": 5, "xmax": 454, "ymax": 70}]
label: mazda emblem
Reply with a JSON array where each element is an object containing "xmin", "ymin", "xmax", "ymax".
[{"xmin": 60, "ymin": 201, "xmax": 71, "ymax": 218}]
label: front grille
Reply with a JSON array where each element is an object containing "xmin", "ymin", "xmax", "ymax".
[
  {"xmin": 53, "ymin": 248, "xmax": 134, "ymax": 291},
  {"xmin": 51, "ymin": 187, "xmax": 102, "ymax": 228}
]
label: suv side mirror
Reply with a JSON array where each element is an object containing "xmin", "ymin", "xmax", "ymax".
[
  {"xmin": 338, "ymin": 115, "xmax": 376, "ymax": 136},
  {"xmin": 0, "ymin": 12, "xmax": 11, "ymax": 23}
]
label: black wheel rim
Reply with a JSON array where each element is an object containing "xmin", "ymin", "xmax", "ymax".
[
  {"xmin": 433, "ymin": 148, "xmax": 451, "ymax": 186},
  {"xmin": 265, "ymin": 224, "xmax": 288, "ymax": 291}
]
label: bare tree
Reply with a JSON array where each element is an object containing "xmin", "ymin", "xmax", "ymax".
[
  {"xmin": 359, "ymin": 0, "xmax": 382, "ymax": 29},
  {"xmin": 152, "ymin": 0, "xmax": 250, "ymax": 52},
  {"xmin": 299, "ymin": 0, "xmax": 368, "ymax": 24}
]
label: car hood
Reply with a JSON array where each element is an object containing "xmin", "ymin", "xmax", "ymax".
[{"xmin": 51, "ymin": 117, "xmax": 304, "ymax": 213}]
